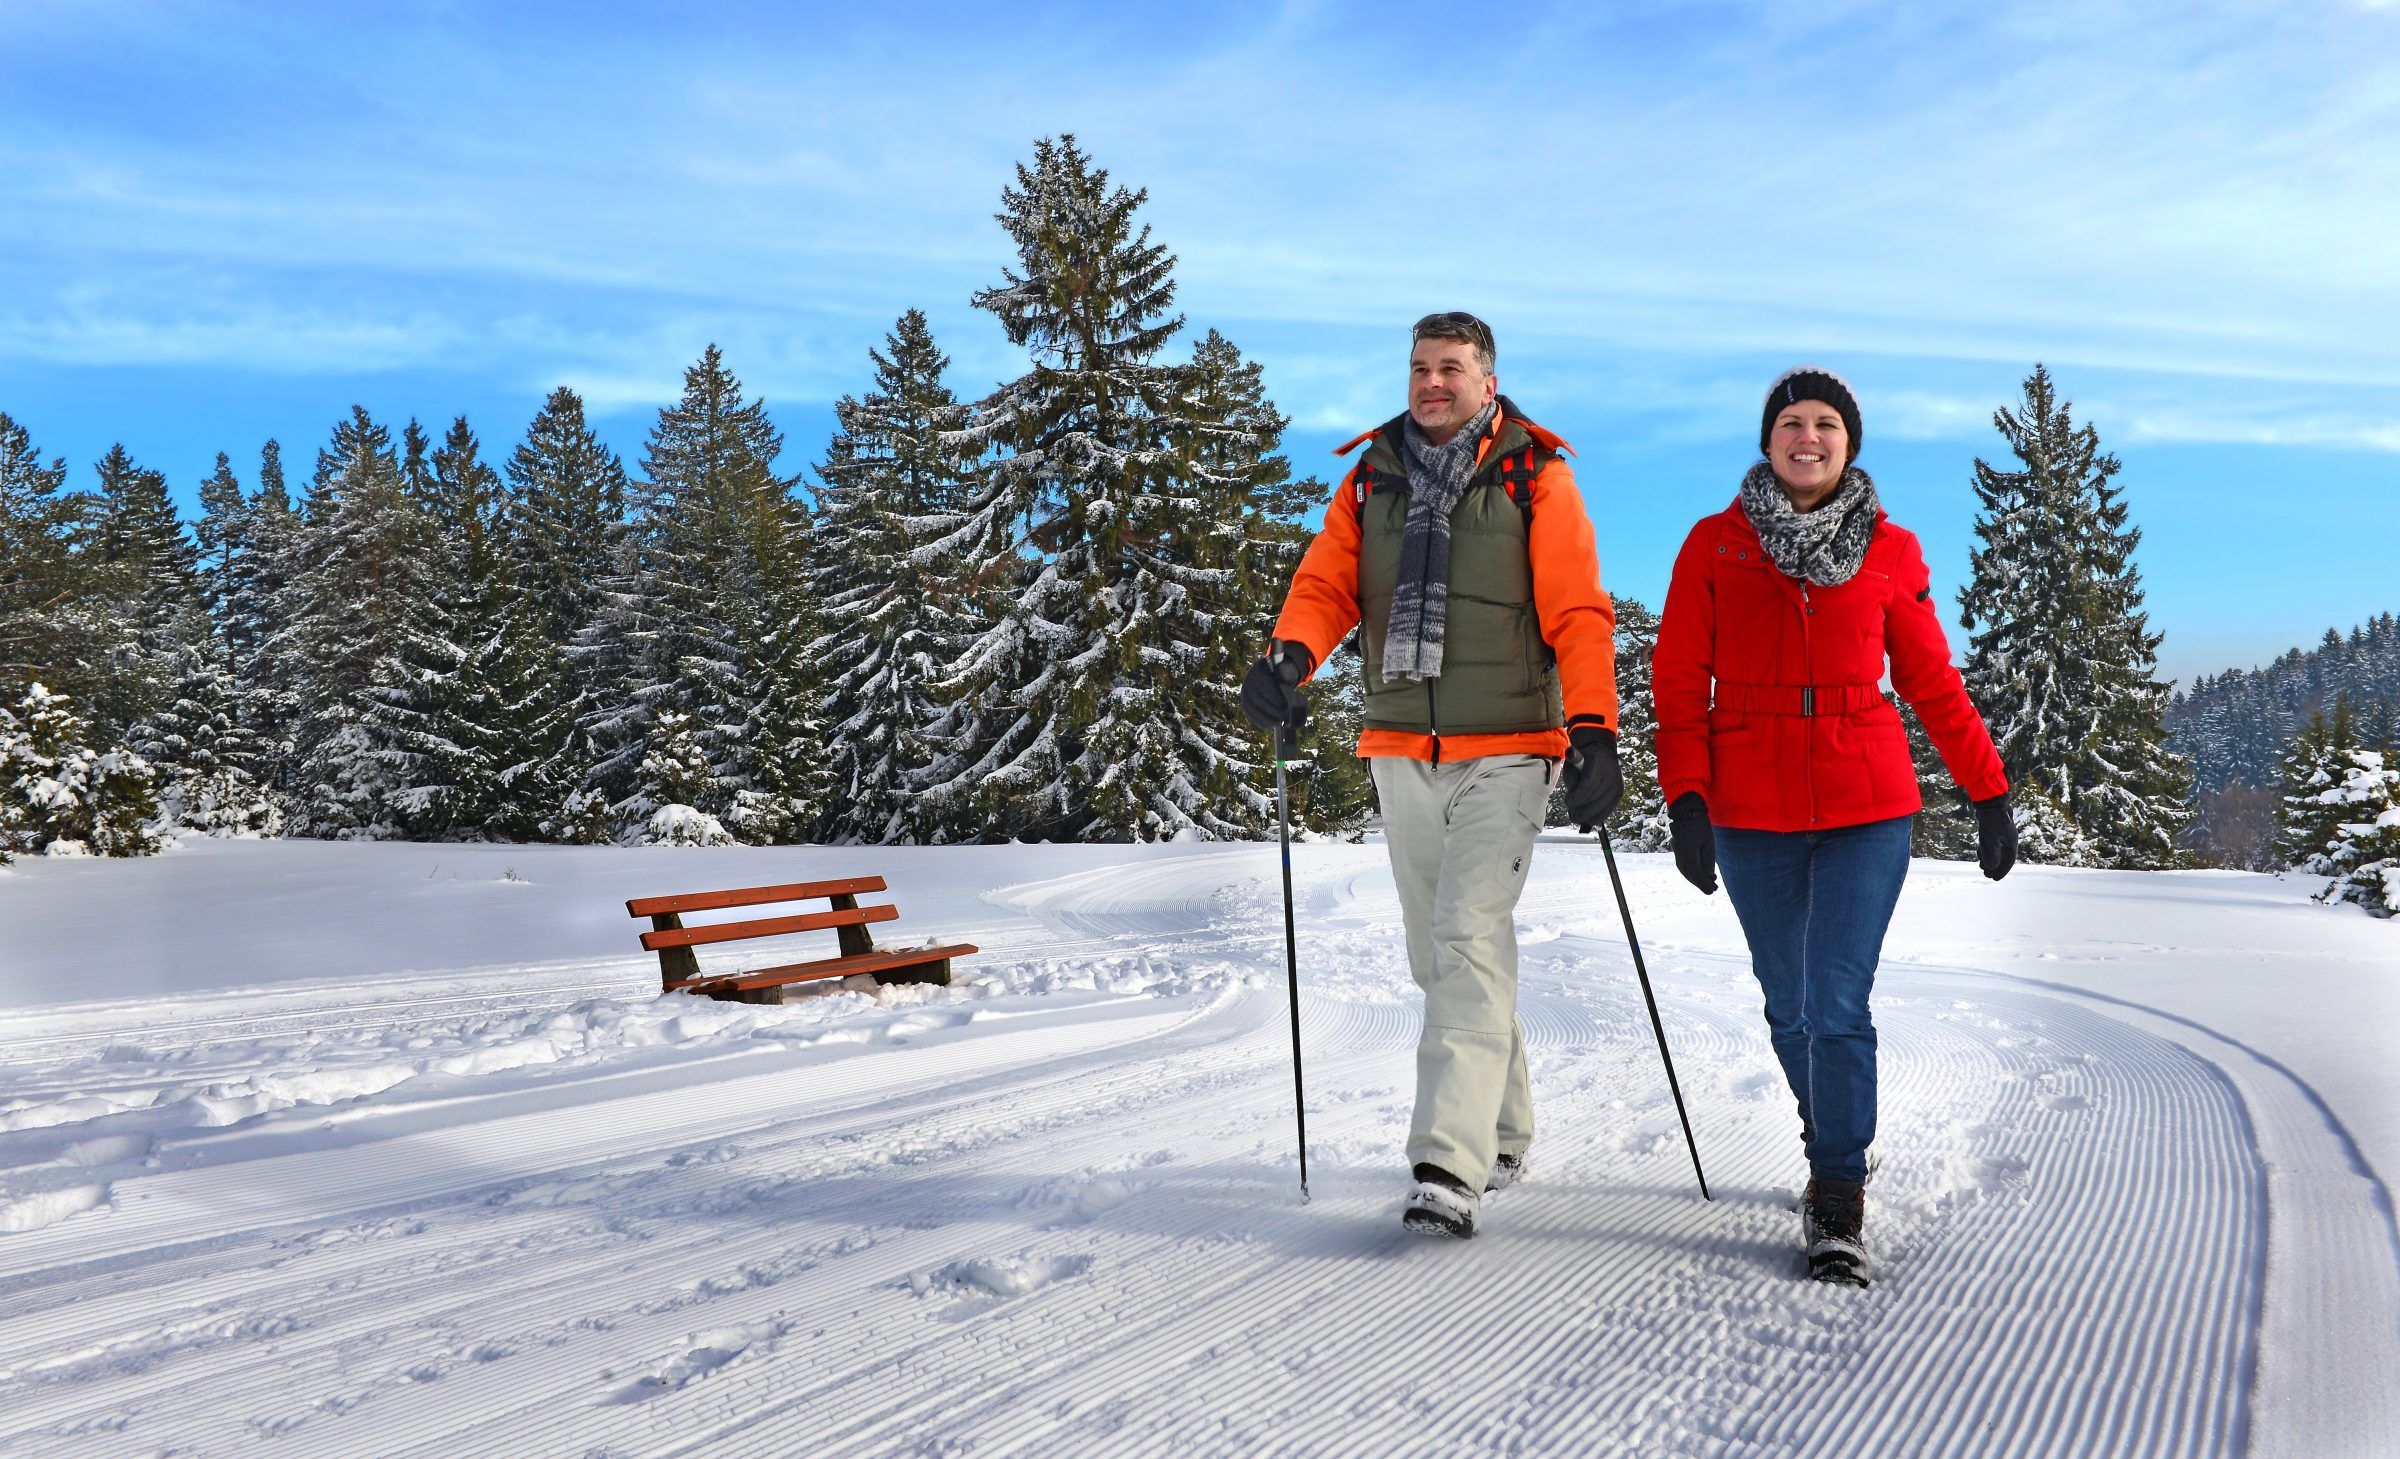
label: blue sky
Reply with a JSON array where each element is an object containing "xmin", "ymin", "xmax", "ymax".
[{"xmin": 4, "ymin": 0, "xmax": 2396, "ymax": 686}]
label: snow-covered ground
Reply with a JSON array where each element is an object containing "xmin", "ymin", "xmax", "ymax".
[{"xmin": 1, "ymin": 836, "xmax": 2394, "ymax": 1457}]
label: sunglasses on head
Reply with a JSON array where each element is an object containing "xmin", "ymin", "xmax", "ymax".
[{"xmin": 1411, "ymin": 311, "xmax": 1495, "ymax": 357}]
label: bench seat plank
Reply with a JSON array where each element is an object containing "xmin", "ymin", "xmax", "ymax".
[
  {"xmin": 667, "ymin": 942, "xmax": 981, "ymax": 994},
  {"xmin": 640, "ymin": 902, "xmax": 898, "ymax": 951},
  {"xmin": 626, "ymin": 876, "xmax": 888, "ymax": 919}
]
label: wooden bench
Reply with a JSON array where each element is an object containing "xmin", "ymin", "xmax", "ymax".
[{"xmin": 626, "ymin": 875, "xmax": 977, "ymax": 1004}]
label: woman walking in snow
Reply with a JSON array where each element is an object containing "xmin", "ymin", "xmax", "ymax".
[{"xmin": 1652, "ymin": 367, "xmax": 2017, "ymax": 1286}]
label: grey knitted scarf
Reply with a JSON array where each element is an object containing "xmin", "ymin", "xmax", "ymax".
[
  {"xmin": 1738, "ymin": 460, "xmax": 1881, "ymax": 586},
  {"xmin": 1382, "ymin": 397, "xmax": 1500, "ymax": 682}
]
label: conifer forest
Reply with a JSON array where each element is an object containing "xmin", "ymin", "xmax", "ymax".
[{"xmin": 2, "ymin": 138, "xmax": 2390, "ymax": 908}]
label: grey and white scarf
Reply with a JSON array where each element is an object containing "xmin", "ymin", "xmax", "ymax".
[
  {"xmin": 1381, "ymin": 397, "xmax": 1500, "ymax": 681},
  {"xmin": 1737, "ymin": 460, "xmax": 1881, "ymax": 586}
]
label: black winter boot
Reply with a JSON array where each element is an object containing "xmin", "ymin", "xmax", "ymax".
[
  {"xmin": 1484, "ymin": 1151, "xmax": 1526, "ymax": 1193},
  {"xmin": 1802, "ymin": 1178, "xmax": 1870, "ymax": 1287},
  {"xmin": 1403, "ymin": 1163, "xmax": 1479, "ymax": 1238}
]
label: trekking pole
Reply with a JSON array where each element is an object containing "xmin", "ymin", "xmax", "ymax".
[
  {"xmin": 1271, "ymin": 658, "xmax": 1311, "ymax": 1203},
  {"xmin": 1598, "ymin": 829, "xmax": 1710, "ymax": 1201}
]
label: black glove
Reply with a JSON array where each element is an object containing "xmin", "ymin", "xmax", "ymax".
[
  {"xmin": 1560, "ymin": 726, "xmax": 1624, "ymax": 832},
  {"xmin": 1973, "ymin": 791, "xmax": 2017, "ymax": 881},
  {"xmin": 1668, "ymin": 791, "xmax": 1717, "ymax": 895},
  {"xmin": 1239, "ymin": 642, "xmax": 1312, "ymax": 735}
]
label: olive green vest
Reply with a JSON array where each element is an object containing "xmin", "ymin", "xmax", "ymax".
[{"xmin": 1352, "ymin": 411, "xmax": 1565, "ymax": 740}]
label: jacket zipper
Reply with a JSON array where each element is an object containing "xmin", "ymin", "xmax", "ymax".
[
  {"xmin": 1801, "ymin": 580, "xmax": 1817, "ymax": 826},
  {"xmin": 1428, "ymin": 681, "xmax": 1443, "ymax": 766}
]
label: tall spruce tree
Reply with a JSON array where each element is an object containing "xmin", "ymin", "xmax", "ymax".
[
  {"xmin": 1172, "ymin": 327, "xmax": 1333, "ymax": 836},
  {"xmin": 368, "ymin": 416, "xmax": 570, "ymax": 839},
  {"xmin": 193, "ymin": 453, "xmax": 249, "ymax": 627},
  {"xmin": 2279, "ymin": 697, "xmax": 2357, "ymax": 873},
  {"xmin": 813, "ymin": 310, "xmax": 977, "ymax": 843},
  {"xmin": 237, "ymin": 439, "xmax": 303, "ymax": 804},
  {"xmin": 87, "ymin": 443, "xmax": 198, "ymax": 736},
  {"xmin": 280, "ymin": 407, "xmax": 436, "ymax": 836},
  {"xmin": 928, "ymin": 134, "xmax": 1257, "ymax": 841},
  {"xmin": 1958, "ymin": 365, "xmax": 2191, "ymax": 868},
  {"xmin": 0, "ymin": 412, "xmax": 82, "ymax": 700},
  {"xmin": 612, "ymin": 346, "xmax": 824, "ymax": 841}
]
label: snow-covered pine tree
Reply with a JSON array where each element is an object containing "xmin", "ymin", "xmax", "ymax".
[
  {"xmin": 927, "ymin": 135, "xmax": 1247, "ymax": 841},
  {"xmin": 812, "ymin": 310, "xmax": 978, "ymax": 844},
  {"xmin": 2278, "ymin": 698, "xmax": 2357, "ymax": 874},
  {"xmin": 235, "ymin": 439, "xmax": 304, "ymax": 805},
  {"xmin": 1959, "ymin": 364, "xmax": 2191, "ymax": 868},
  {"xmin": 508, "ymin": 387, "xmax": 631, "ymax": 647},
  {"xmin": 371, "ymin": 416, "xmax": 572, "ymax": 840},
  {"xmin": 1170, "ymin": 327, "xmax": 1335, "ymax": 838},
  {"xmin": 0, "ymin": 681, "xmax": 159, "ymax": 857},
  {"xmin": 132, "ymin": 604, "xmax": 282, "ymax": 838},
  {"xmin": 1898, "ymin": 700, "xmax": 1978, "ymax": 859},
  {"xmin": 2067, "ymin": 447, "xmax": 2192, "ymax": 865},
  {"xmin": 193, "ymin": 453, "xmax": 249, "ymax": 629},
  {"xmin": 505, "ymin": 386, "xmax": 629, "ymax": 832},
  {"xmin": 1606, "ymin": 597, "xmax": 1669, "ymax": 849},
  {"xmin": 2314, "ymin": 749, "xmax": 2400, "ymax": 918},
  {"xmin": 85, "ymin": 443, "xmax": 198, "ymax": 736},
  {"xmin": 279, "ymin": 407, "xmax": 437, "ymax": 837},
  {"xmin": 728, "ymin": 501, "xmax": 835, "ymax": 845},
  {"xmin": 613, "ymin": 346, "xmax": 822, "ymax": 841},
  {"xmin": 0, "ymin": 412, "xmax": 83, "ymax": 701}
]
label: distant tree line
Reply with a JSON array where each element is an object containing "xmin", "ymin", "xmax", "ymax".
[{"xmin": 2168, "ymin": 614, "xmax": 2400, "ymax": 869}]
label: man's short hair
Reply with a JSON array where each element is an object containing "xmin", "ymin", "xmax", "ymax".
[{"xmin": 1412, "ymin": 311, "xmax": 1496, "ymax": 374}]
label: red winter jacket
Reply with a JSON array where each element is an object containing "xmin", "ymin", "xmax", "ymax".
[{"xmin": 1654, "ymin": 498, "xmax": 2006, "ymax": 832}]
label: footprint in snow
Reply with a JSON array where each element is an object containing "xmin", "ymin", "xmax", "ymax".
[
  {"xmin": 601, "ymin": 1320, "xmax": 788, "ymax": 1404},
  {"xmin": 905, "ymin": 1253, "xmax": 1094, "ymax": 1320}
]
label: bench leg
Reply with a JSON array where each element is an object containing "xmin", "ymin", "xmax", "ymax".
[
  {"xmin": 874, "ymin": 958, "xmax": 953, "ymax": 989},
  {"xmin": 652, "ymin": 913, "xmax": 703, "ymax": 994}
]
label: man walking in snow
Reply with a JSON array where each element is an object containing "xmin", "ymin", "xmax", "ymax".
[{"xmin": 1240, "ymin": 312, "xmax": 1622, "ymax": 1237}]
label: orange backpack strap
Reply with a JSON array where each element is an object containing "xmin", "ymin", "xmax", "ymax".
[
  {"xmin": 1351, "ymin": 445, "xmax": 1550, "ymax": 523},
  {"xmin": 1498, "ymin": 447, "xmax": 1546, "ymax": 521}
]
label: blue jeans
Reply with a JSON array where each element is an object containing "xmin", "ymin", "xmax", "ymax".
[{"xmin": 1713, "ymin": 816, "xmax": 1913, "ymax": 1185}]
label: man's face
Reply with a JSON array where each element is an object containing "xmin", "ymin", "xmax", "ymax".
[{"xmin": 1408, "ymin": 337, "xmax": 1496, "ymax": 444}]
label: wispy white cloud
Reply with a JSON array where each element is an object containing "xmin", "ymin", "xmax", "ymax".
[{"xmin": 4, "ymin": 0, "xmax": 2398, "ymax": 434}]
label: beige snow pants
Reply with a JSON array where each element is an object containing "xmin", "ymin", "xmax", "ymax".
[{"xmin": 1371, "ymin": 752, "xmax": 1555, "ymax": 1192}]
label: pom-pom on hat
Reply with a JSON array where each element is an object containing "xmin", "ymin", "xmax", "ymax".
[{"xmin": 1760, "ymin": 366, "xmax": 1862, "ymax": 463}]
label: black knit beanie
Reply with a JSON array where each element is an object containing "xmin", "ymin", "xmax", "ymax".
[{"xmin": 1759, "ymin": 366, "xmax": 1863, "ymax": 463}]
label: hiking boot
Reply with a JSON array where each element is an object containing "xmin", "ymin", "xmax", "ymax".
[
  {"xmin": 1802, "ymin": 1177, "xmax": 1870, "ymax": 1287},
  {"xmin": 1485, "ymin": 1151, "xmax": 1526, "ymax": 1194},
  {"xmin": 1402, "ymin": 1163, "xmax": 1479, "ymax": 1238}
]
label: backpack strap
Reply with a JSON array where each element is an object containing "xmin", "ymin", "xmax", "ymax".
[
  {"xmin": 1350, "ymin": 444, "xmax": 1552, "ymax": 523},
  {"xmin": 1496, "ymin": 447, "xmax": 1545, "ymax": 521}
]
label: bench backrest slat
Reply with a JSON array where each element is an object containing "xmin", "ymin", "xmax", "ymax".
[
  {"xmin": 626, "ymin": 876, "xmax": 888, "ymax": 919},
  {"xmin": 639, "ymin": 902, "xmax": 900, "ymax": 952}
]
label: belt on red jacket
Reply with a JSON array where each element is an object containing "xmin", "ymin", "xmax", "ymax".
[{"xmin": 1712, "ymin": 682, "xmax": 1887, "ymax": 717}]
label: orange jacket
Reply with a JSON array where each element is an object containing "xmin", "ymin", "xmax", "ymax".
[{"xmin": 1272, "ymin": 405, "xmax": 1619, "ymax": 762}]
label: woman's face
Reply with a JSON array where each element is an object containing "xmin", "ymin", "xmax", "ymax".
[{"xmin": 1768, "ymin": 400, "xmax": 1849, "ymax": 507}]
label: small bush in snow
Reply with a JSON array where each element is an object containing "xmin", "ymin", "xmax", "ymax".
[{"xmin": 641, "ymin": 803, "xmax": 734, "ymax": 847}]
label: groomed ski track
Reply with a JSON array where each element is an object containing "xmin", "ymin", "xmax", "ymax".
[{"xmin": 0, "ymin": 841, "xmax": 2393, "ymax": 1457}]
